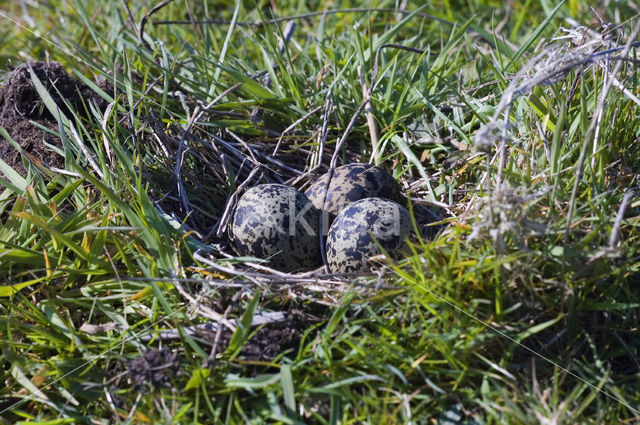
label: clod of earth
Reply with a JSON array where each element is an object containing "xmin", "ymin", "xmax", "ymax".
[
  {"xmin": 0, "ymin": 61, "xmax": 108, "ymax": 175},
  {"xmin": 126, "ymin": 347, "xmax": 181, "ymax": 390}
]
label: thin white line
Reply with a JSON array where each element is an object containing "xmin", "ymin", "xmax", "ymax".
[
  {"xmin": 367, "ymin": 253, "xmax": 640, "ymax": 415},
  {"xmin": 6, "ymin": 4, "xmax": 629, "ymax": 417},
  {"xmin": 0, "ymin": 249, "xmax": 282, "ymax": 415}
]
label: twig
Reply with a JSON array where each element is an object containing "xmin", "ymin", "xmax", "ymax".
[
  {"xmin": 230, "ymin": 138, "xmax": 303, "ymax": 175},
  {"xmin": 535, "ymin": 121, "xmax": 550, "ymax": 161},
  {"xmin": 591, "ymin": 53, "xmax": 610, "ymax": 170},
  {"xmin": 138, "ymin": 0, "xmax": 176, "ymax": 52},
  {"xmin": 316, "ymin": 88, "xmax": 333, "ymax": 169},
  {"xmin": 599, "ymin": 69, "xmax": 640, "ymax": 108},
  {"xmin": 210, "ymin": 165, "xmax": 263, "ymax": 238},
  {"xmin": 139, "ymin": 311, "xmax": 287, "ymax": 343},
  {"xmin": 130, "ymin": 74, "xmax": 164, "ymax": 111},
  {"xmin": 175, "ymin": 111, "xmax": 199, "ymax": 216},
  {"xmin": 127, "ymin": 392, "xmax": 143, "ymax": 421},
  {"xmin": 278, "ymin": 20, "xmax": 296, "ymax": 55},
  {"xmin": 609, "ymin": 190, "xmax": 634, "ymax": 249},
  {"xmin": 18, "ymin": 0, "xmax": 35, "ymax": 27},
  {"xmin": 272, "ymin": 105, "xmax": 323, "ymax": 156},
  {"xmin": 288, "ymin": 88, "xmax": 334, "ymax": 186},
  {"xmin": 193, "ymin": 249, "xmax": 397, "ymax": 285},
  {"xmin": 175, "ymin": 93, "xmax": 247, "ymax": 218},
  {"xmin": 68, "ymin": 119, "xmax": 105, "ymax": 179},
  {"xmin": 204, "ymin": 290, "xmax": 244, "ymax": 369},
  {"xmin": 330, "ymin": 44, "xmax": 425, "ymax": 169},
  {"xmin": 495, "ymin": 103, "xmax": 512, "ymax": 187},
  {"xmin": 358, "ymin": 66, "xmax": 380, "ymax": 164},
  {"xmin": 120, "ymin": 0, "xmax": 137, "ymax": 33},
  {"xmin": 225, "ymin": 131, "xmax": 259, "ymax": 164},
  {"xmin": 173, "ymin": 281, "xmax": 236, "ymax": 331},
  {"xmin": 194, "ymin": 135, "xmax": 258, "ymax": 174},
  {"xmin": 200, "ymin": 83, "xmax": 243, "ymax": 111},
  {"xmin": 122, "ymin": 274, "xmax": 400, "ymax": 290},
  {"xmin": 103, "ymin": 387, "xmax": 119, "ymax": 420},
  {"xmin": 494, "ymin": 0, "xmax": 512, "ymax": 34}
]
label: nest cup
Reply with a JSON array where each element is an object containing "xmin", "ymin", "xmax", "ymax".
[{"xmin": 228, "ymin": 163, "xmax": 420, "ymax": 274}]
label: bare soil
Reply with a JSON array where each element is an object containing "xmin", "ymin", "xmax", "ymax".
[
  {"xmin": 127, "ymin": 347, "xmax": 181, "ymax": 390},
  {"xmin": 0, "ymin": 61, "xmax": 107, "ymax": 175}
]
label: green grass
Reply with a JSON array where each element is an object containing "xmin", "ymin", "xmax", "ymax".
[{"xmin": 1, "ymin": 0, "xmax": 640, "ymax": 423}]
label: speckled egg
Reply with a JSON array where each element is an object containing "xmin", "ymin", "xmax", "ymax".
[
  {"xmin": 326, "ymin": 197, "xmax": 411, "ymax": 273},
  {"xmin": 305, "ymin": 163, "xmax": 404, "ymax": 228},
  {"xmin": 230, "ymin": 184, "xmax": 322, "ymax": 272}
]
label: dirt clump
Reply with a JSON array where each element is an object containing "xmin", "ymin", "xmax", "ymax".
[
  {"xmin": 0, "ymin": 115, "xmax": 63, "ymax": 173},
  {"xmin": 238, "ymin": 313, "xmax": 310, "ymax": 361},
  {"xmin": 0, "ymin": 61, "xmax": 107, "ymax": 175},
  {"xmin": 211, "ymin": 310, "xmax": 318, "ymax": 364},
  {"xmin": 126, "ymin": 347, "xmax": 181, "ymax": 390}
]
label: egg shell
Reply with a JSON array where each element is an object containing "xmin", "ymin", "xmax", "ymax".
[
  {"xmin": 326, "ymin": 197, "xmax": 411, "ymax": 273},
  {"xmin": 305, "ymin": 163, "xmax": 404, "ymax": 227},
  {"xmin": 230, "ymin": 184, "xmax": 322, "ymax": 272}
]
